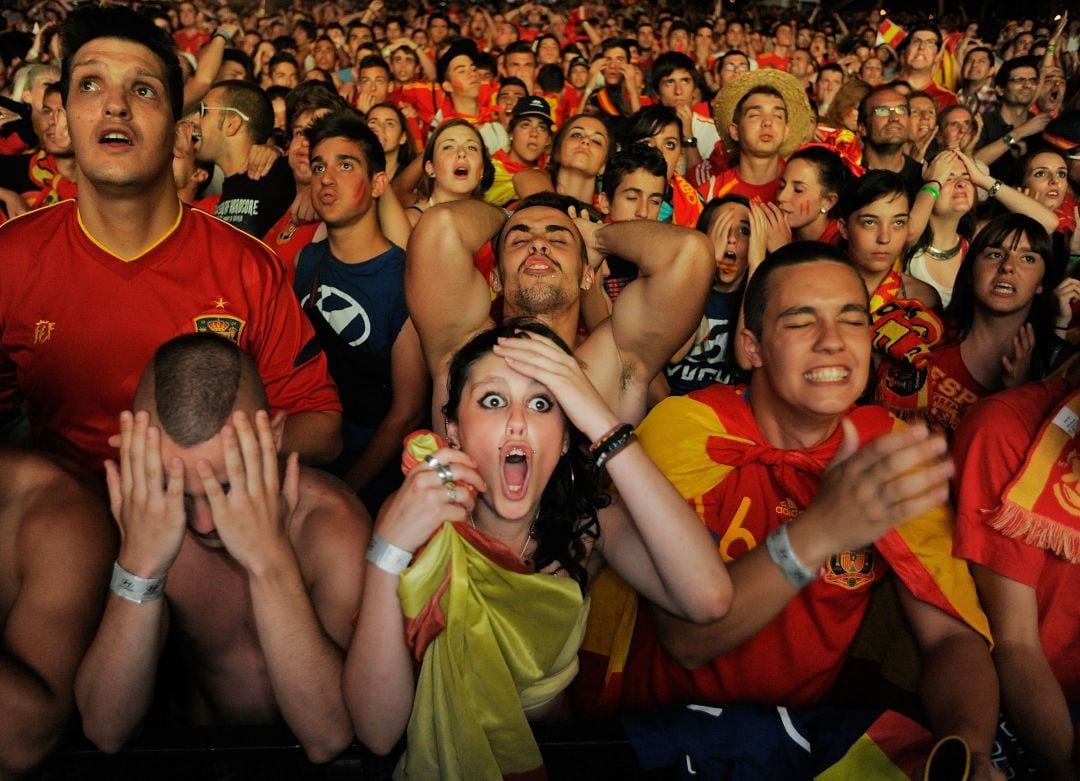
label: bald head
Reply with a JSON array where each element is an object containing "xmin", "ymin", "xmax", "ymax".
[{"xmin": 135, "ymin": 334, "xmax": 268, "ymax": 447}]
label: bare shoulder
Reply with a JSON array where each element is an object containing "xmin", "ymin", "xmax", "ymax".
[
  {"xmin": 289, "ymin": 467, "xmax": 372, "ymax": 569},
  {"xmin": 0, "ymin": 450, "xmax": 115, "ymax": 600}
]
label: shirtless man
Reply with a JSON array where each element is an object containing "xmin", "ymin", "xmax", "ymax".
[
  {"xmin": 75, "ymin": 334, "xmax": 370, "ymax": 762},
  {"xmin": 406, "ymin": 193, "xmax": 713, "ymax": 431},
  {"xmin": 0, "ymin": 452, "xmax": 113, "ymax": 775}
]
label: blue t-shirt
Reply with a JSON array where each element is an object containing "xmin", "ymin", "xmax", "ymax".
[
  {"xmin": 294, "ymin": 239, "xmax": 408, "ymax": 426},
  {"xmin": 665, "ymin": 287, "xmax": 744, "ymax": 396}
]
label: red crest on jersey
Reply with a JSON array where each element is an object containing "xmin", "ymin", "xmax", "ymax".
[
  {"xmin": 193, "ymin": 315, "xmax": 246, "ymax": 343},
  {"xmin": 823, "ymin": 548, "xmax": 876, "ymax": 590}
]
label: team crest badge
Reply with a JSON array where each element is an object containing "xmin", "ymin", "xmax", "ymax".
[
  {"xmin": 193, "ymin": 314, "xmax": 246, "ymax": 343},
  {"xmin": 823, "ymin": 547, "xmax": 876, "ymax": 590}
]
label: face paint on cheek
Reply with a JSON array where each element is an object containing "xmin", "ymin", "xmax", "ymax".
[
  {"xmin": 800, "ymin": 201, "xmax": 810, "ymax": 216},
  {"xmin": 349, "ymin": 179, "xmax": 369, "ymax": 207}
]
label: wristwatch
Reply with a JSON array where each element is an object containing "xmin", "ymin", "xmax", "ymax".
[
  {"xmin": 681, "ymin": 136, "xmax": 697, "ymax": 148},
  {"xmin": 1002, "ymin": 133, "xmax": 1018, "ymax": 147}
]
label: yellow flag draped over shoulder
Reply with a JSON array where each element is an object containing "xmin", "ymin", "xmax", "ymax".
[{"xmin": 396, "ymin": 522, "xmax": 588, "ymax": 781}]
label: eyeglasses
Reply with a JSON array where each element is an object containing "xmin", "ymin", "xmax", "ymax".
[
  {"xmin": 1007, "ymin": 76, "xmax": 1039, "ymax": 85},
  {"xmin": 870, "ymin": 105, "xmax": 910, "ymax": 117},
  {"xmin": 909, "ymin": 37, "xmax": 939, "ymax": 49},
  {"xmin": 198, "ymin": 101, "xmax": 250, "ymax": 122}
]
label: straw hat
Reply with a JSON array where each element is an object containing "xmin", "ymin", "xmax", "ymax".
[{"xmin": 712, "ymin": 69, "xmax": 814, "ymax": 158}]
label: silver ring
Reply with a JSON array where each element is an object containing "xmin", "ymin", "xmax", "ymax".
[
  {"xmin": 424, "ymin": 454, "xmax": 443, "ymax": 469},
  {"xmin": 445, "ymin": 483, "xmax": 459, "ymax": 504},
  {"xmin": 435, "ymin": 464, "xmax": 454, "ymax": 484}
]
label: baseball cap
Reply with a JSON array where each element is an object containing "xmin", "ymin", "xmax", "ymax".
[{"xmin": 511, "ymin": 95, "xmax": 553, "ymax": 126}]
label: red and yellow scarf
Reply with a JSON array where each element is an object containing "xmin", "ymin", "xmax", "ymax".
[{"xmin": 985, "ymin": 389, "xmax": 1080, "ymax": 562}]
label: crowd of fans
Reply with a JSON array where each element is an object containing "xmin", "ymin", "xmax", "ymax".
[{"xmin": 1, "ymin": 0, "xmax": 1080, "ymax": 778}]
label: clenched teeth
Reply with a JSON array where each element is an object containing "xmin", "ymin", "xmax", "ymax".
[{"xmin": 804, "ymin": 367, "xmax": 849, "ymax": 382}]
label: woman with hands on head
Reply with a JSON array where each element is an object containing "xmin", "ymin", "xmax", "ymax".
[
  {"xmin": 344, "ymin": 319, "xmax": 733, "ymax": 779},
  {"xmin": 906, "ymin": 149, "xmax": 1058, "ymax": 308}
]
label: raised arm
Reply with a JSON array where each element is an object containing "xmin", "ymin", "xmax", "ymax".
[
  {"xmin": 652, "ymin": 421, "xmax": 953, "ymax": 668},
  {"xmin": 583, "ymin": 219, "xmax": 714, "ymax": 386},
  {"xmin": 959, "ymin": 151, "xmax": 1059, "ymax": 233},
  {"xmin": 2, "ymin": 463, "xmax": 114, "ymax": 775},
  {"xmin": 345, "ymin": 447, "xmax": 485, "ymax": 754},
  {"xmin": 405, "ymin": 201, "xmax": 504, "ymax": 375},
  {"xmin": 490, "ymin": 333, "xmax": 731, "ymax": 623},
  {"xmin": 76, "ymin": 412, "xmax": 184, "ymax": 753},
  {"xmin": 182, "ymin": 25, "xmax": 240, "ymax": 114}
]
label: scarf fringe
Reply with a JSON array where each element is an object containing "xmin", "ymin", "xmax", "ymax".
[{"xmin": 985, "ymin": 500, "xmax": 1080, "ymax": 564}]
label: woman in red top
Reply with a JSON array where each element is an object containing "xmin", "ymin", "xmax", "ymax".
[{"xmin": 892, "ymin": 215, "xmax": 1069, "ymax": 435}]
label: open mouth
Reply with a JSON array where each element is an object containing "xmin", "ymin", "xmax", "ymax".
[
  {"xmin": 991, "ymin": 282, "xmax": 1015, "ymax": 295},
  {"xmin": 453, "ymin": 164, "xmax": 471, "ymax": 178},
  {"xmin": 501, "ymin": 443, "xmax": 531, "ymax": 499},
  {"xmin": 717, "ymin": 250, "xmax": 740, "ymax": 274},
  {"xmin": 804, "ymin": 366, "xmax": 850, "ymax": 382},
  {"xmin": 100, "ymin": 130, "xmax": 133, "ymax": 146}
]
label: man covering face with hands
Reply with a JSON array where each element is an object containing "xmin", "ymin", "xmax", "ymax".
[{"xmin": 75, "ymin": 334, "xmax": 370, "ymax": 763}]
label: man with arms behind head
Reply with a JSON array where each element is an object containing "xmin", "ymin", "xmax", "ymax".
[
  {"xmin": 75, "ymin": 334, "xmax": 369, "ymax": 762},
  {"xmin": 0, "ymin": 451, "xmax": 113, "ymax": 775},
  {"xmin": 615, "ymin": 244, "xmax": 1001, "ymax": 778},
  {"xmin": 407, "ymin": 190, "xmax": 713, "ymax": 431},
  {"xmin": 0, "ymin": 5, "xmax": 342, "ymax": 472}
]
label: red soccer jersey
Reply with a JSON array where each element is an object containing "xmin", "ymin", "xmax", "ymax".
[
  {"xmin": 622, "ymin": 385, "xmax": 897, "ymax": 708},
  {"xmin": 953, "ymin": 378, "xmax": 1080, "ymax": 699},
  {"xmin": 0, "ymin": 201, "xmax": 340, "ymax": 473},
  {"xmin": 698, "ymin": 167, "xmax": 780, "ymax": 204},
  {"xmin": 263, "ymin": 210, "xmax": 322, "ymax": 285},
  {"xmin": 173, "ymin": 28, "xmax": 211, "ymax": 55},
  {"xmin": 884, "ymin": 342, "xmax": 987, "ymax": 436},
  {"xmin": 921, "ymin": 81, "xmax": 959, "ymax": 112}
]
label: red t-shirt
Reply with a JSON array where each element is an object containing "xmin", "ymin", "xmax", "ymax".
[
  {"xmin": 926, "ymin": 342, "xmax": 987, "ymax": 435},
  {"xmin": 173, "ymin": 28, "xmax": 211, "ymax": 56},
  {"xmin": 622, "ymin": 384, "xmax": 897, "ymax": 709},
  {"xmin": 262, "ymin": 211, "xmax": 321, "ymax": 285},
  {"xmin": 0, "ymin": 201, "xmax": 340, "ymax": 473},
  {"xmin": 698, "ymin": 166, "xmax": 780, "ymax": 205},
  {"xmin": 756, "ymin": 52, "xmax": 790, "ymax": 71},
  {"xmin": 952, "ymin": 378, "xmax": 1080, "ymax": 699},
  {"xmin": 921, "ymin": 81, "xmax": 960, "ymax": 112}
]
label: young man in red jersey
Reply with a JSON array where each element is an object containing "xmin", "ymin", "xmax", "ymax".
[{"xmin": 0, "ymin": 5, "xmax": 342, "ymax": 473}]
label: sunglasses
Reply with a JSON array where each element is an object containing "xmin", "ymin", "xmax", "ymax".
[{"xmin": 198, "ymin": 101, "xmax": 250, "ymax": 122}]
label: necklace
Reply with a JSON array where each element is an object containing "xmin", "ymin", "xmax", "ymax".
[
  {"xmin": 470, "ymin": 515, "xmax": 537, "ymax": 560},
  {"xmin": 924, "ymin": 240, "xmax": 963, "ymax": 261}
]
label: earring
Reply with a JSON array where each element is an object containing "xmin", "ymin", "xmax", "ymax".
[{"xmin": 819, "ymin": 206, "xmax": 828, "ymax": 214}]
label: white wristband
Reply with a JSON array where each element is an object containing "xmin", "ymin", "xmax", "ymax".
[
  {"xmin": 765, "ymin": 524, "xmax": 818, "ymax": 588},
  {"xmin": 110, "ymin": 561, "xmax": 167, "ymax": 603},
  {"xmin": 366, "ymin": 534, "xmax": 413, "ymax": 576}
]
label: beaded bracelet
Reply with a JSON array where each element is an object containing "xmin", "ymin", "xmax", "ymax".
[{"xmin": 590, "ymin": 423, "xmax": 636, "ymax": 469}]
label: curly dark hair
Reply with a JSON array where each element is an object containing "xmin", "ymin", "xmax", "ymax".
[{"xmin": 442, "ymin": 319, "xmax": 607, "ymax": 594}]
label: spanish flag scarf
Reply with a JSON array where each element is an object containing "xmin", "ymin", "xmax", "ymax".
[
  {"xmin": 396, "ymin": 522, "xmax": 589, "ymax": 780},
  {"xmin": 575, "ymin": 386, "xmax": 989, "ymax": 716},
  {"xmin": 868, "ymin": 259, "xmax": 945, "ymax": 370},
  {"xmin": 985, "ymin": 388, "xmax": 1080, "ymax": 562}
]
